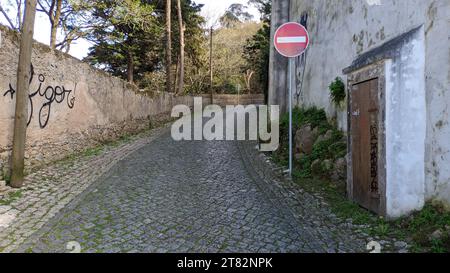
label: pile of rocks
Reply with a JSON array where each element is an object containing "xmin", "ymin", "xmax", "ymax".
[
  {"xmin": 294, "ymin": 124, "xmax": 348, "ymax": 183},
  {"xmin": 428, "ymin": 226, "xmax": 450, "ymax": 242}
]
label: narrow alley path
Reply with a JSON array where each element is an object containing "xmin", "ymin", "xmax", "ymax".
[{"xmin": 11, "ymin": 127, "xmax": 370, "ymax": 253}]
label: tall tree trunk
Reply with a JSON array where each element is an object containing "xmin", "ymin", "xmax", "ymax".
[
  {"xmin": 174, "ymin": 53, "xmax": 179, "ymax": 90},
  {"xmin": 209, "ymin": 27, "xmax": 213, "ymax": 102},
  {"xmin": 50, "ymin": 0, "xmax": 62, "ymax": 50},
  {"xmin": 176, "ymin": 0, "xmax": 185, "ymax": 95},
  {"xmin": 10, "ymin": 0, "xmax": 37, "ymax": 188},
  {"xmin": 165, "ymin": 0, "xmax": 172, "ymax": 93},
  {"xmin": 127, "ymin": 51, "xmax": 134, "ymax": 84}
]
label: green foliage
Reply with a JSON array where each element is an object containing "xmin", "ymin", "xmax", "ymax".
[
  {"xmin": 311, "ymin": 131, "xmax": 344, "ymax": 160},
  {"xmin": 275, "ymin": 107, "xmax": 450, "ymax": 252},
  {"xmin": 170, "ymin": 0, "xmax": 206, "ymax": 73},
  {"xmin": 242, "ymin": 0, "xmax": 271, "ymax": 97},
  {"xmin": 276, "ymin": 107, "xmax": 346, "ymax": 179},
  {"xmin": 392, "ymin": 203, "xmax": 450, "ymax": 252},
  {"xmin": 329, "ymin": 77, "xmax": 346, "ymax": 106},
  {"xmin": 83, "ymin": 146, "xmax": 105, "ymax": 157},
  {"xmin": 0, "ymin": 190, "xmax": 23, "ymax": 206},
  {"xmin": 291, "ymin": 167, "xmax": 450, "ymax": 252},
  {"xmin": 273, "ymin": 106, "xmax": 450, "ymax": 253},
  {"xmin": 211, "ymin": 22, "xmax": 261, "ymax": 94},
  {"xmin": 219, "ymin": 3, "xmax": 254, "ymax": 28},
  {"xmin": 140, "ymin": 71, "xmax": 166, "ymax": 92},
  {"xmin": 222, "ymin": 80, "xmax": 241, "ymax": 94},
  {"xmin": 4, "ymin": 174, "xmax": 11, "ymax": 184},
  {"xmin": 279, "ymin": 106, "xmax": 332, "ymax": 137},
  {"xmin": 77, "ymin": 0, "xmax": 205, "ymax": 90},
  {"xmin": 79, "ymin": 0, "xmax": 160, "ymax": 81},
  {"xmin": 372, "ymin": 222, "xmax": 391, "ymax": 237},
  {"xmin": 291, "ymin": 174, "xmax": 377, "ymax": 226},
  {"xmin": 171, "ymin": 1, "xmax": 207, "ymax": 94},
  {"xmin": 242, "ymin": 23, "xmax": 270, "ymax": 96}
]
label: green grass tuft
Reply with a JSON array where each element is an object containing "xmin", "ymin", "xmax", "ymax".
[
  {"xmin": 0, "ymin": 190, "xmax": 23, "ymax": 206},
  {"xmin": 273, "ymin": 106, "xmax": 450, "ymax": 253}
]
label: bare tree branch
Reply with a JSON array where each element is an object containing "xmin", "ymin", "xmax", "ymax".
[
  {"xmin": 37, "ymin": 0, "xmax": 48, "ymax": 13},
  {"xmin": 17, "ymin": 0, "xmax": 22, "ymax": 29},
  {"xmin": 0, "ymin": 3, "xmax": 18, "ymax": 29}
]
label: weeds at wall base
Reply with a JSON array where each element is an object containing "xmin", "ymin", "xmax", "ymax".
[
  {"xmin": 275, "ymin": 149, "xmax": 450, "ymax": 252},
  {"xmin": 272, "ymin": 106, "xmax": 450, "ymax": 253},
  {"xmin": 0, "ymin": 189, "xmax": 23, "ymax": 206}
]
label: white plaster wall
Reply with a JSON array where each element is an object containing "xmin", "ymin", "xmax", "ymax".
[
  {"xmin": 385, "ymin": 28, "xmax": 427, "ymax": 218},
  {"xmin": 287, "ymin": 0, "xmax": 450, "ymax": 213},
  {"xmin": 290, "ymin": 0, "xmax": 446, "ymax": 127},
  {"xmin": 423, "ymin": 0, "xmax": 450, "ymax": 208}
]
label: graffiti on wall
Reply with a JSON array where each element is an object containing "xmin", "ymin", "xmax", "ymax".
[
  {"xmin": 370, "ymin": 123, "xmax": 379, "ymax": 193},
  {"xmin": 3, "ymin": 64, "xmax": 77, "ymax": 129}
]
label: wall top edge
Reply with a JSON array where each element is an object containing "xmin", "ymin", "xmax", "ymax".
[{"xmin": 343, "ymin": 25, "xmax": 423, "ymax": 74}]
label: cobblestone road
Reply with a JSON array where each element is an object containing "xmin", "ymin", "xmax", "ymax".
[{"xmin": 5, "ymin": 126, "xmax": 400, "ymax": 253}]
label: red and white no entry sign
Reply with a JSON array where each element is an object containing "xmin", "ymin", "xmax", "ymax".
[
  {"xmin": 274, "ymin": 22, "xmax": 309, "ymax": 58},
  {"xmin": 274, "ymin": 22, "xmax": 310, "ymax": 176}
]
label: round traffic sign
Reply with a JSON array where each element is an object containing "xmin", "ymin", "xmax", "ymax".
[{"xmin": 274, "ymin": 22, "xmax": 309, "ymax": 58}]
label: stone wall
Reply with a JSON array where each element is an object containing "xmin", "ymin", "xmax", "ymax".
[
  {"xmin": 0, "ymin": 25, "xmax": 199, "ymax": 178},
  {"xmin": 212, "ymin": 94, "xmax": 265, "ymax": 106}
]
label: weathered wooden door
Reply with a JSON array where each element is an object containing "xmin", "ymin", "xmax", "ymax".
[{"xmin": 351, "ymin": 78, "xmax": 380, "ymax": 213}]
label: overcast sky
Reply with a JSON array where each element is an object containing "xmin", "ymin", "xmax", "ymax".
[{"xmin": 0, "ymin": 0, "xmax": 260, "ymax": 60}]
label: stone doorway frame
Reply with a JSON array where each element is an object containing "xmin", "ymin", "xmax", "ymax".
[
  {"xmin": 345, "ymin": 61, "xmax": 388, "ymax": 217},
  {"xmin": 343, "ymin": 26, "xmax": 426, "ymax": 218}
]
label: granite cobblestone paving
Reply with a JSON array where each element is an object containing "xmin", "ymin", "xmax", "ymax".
[
  {"xmin": 1, "ymin": 125, "xmax": 403, "ymax": 253},
  {"xmin": 0, "ymin": 126, "xmax": 168, "ymax": 252}
]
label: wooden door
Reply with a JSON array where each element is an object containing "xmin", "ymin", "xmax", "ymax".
[{"xmin": 351, "ymin": 78, "xmax": 380, "ymax": 213}]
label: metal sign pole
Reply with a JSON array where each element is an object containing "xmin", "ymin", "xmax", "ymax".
[
  {"xmin": 273, "ymin": 22, "xmax": 309, "ymax": 177},
  {"xmin": 289, "ymin": 58, "xmax": 293, "ymax": 176}
]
